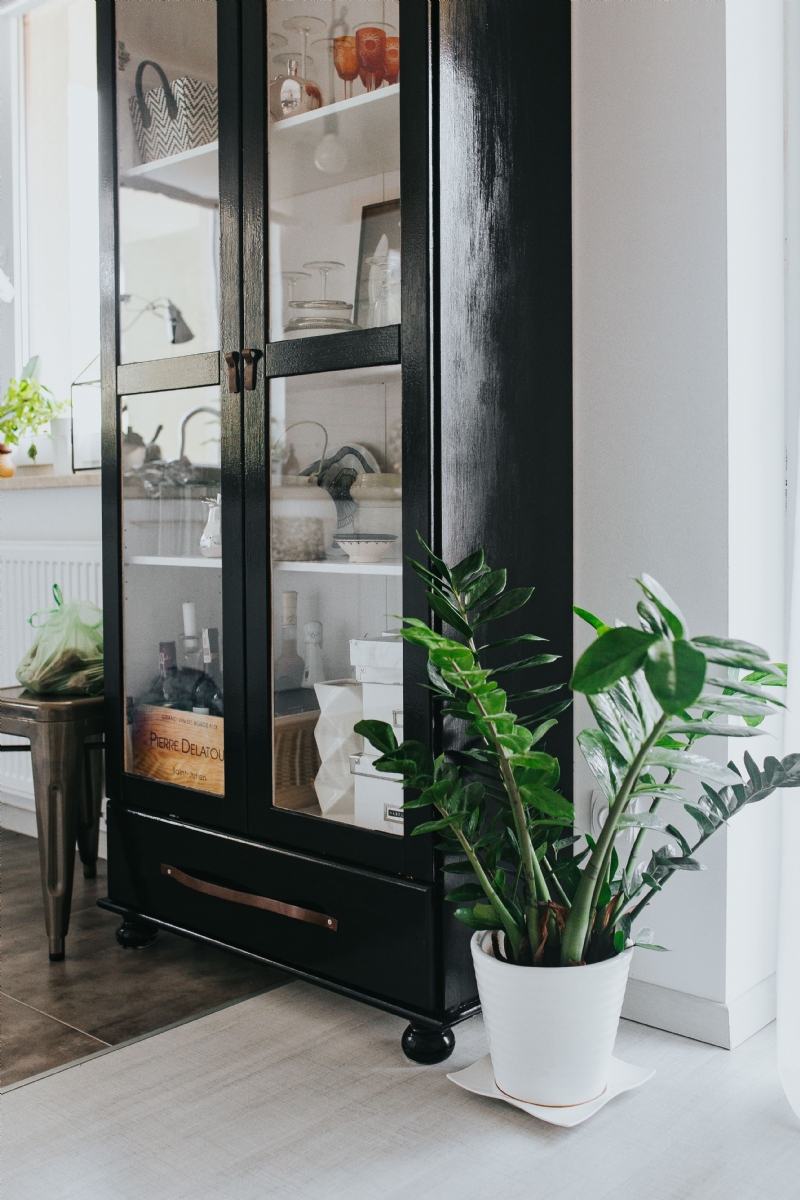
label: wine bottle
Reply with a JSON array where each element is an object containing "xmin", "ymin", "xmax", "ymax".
[
  {"xmin": 302, "ymin": 620, "xmax": 324, "ymax": 688},
  {"xmin": 192, "ymin": 627, "xmax": 224, "ymax": 716},
  {"xmin": 274, "ymin": 590, "xmax": 305, "ymax": 691},
  {"xmin": 140, "ymin": 641, "xmax": 182, "ymax": 708}
]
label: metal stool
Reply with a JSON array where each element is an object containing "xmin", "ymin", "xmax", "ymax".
[{"xmin": 0, "ymin": 687, "xmax": 104, "ymax": 960}]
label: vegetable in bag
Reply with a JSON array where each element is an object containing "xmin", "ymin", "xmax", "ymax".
[{"xmin": 16, "ymin": 585, "xmax": 103, "ymax": 696}]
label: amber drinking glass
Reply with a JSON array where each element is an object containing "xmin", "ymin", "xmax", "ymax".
[
  {"xmin": 333, "ymin": 35, "xmax": 359, "ymax": 101},
  {"xmin": 356, "ymin": 26, "xmax": 385, "ymax": 92},
  {"xmin": 383, "ymin": 37, "xmax": 399, "ymax": 85}
]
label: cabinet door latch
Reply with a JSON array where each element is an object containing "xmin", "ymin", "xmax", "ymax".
[
  {"xmin": 242, "ymin": 348, "xmax": 262, "ymax": 391},
  {"xmin": 224, "ymin": 351, "xmax": 240, "ymax": 393}
]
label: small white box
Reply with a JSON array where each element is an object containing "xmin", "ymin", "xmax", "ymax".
[
  {"xmin": 349, "ymin": 636, "xmax": 403, "ymax": 684},
  {"xmin": 361, "ymin": 682, "xmax": 403, "ymax": 733},
  {"xmin": 350, "ymin": 752, "xmax": 404, "ymax": 835}
]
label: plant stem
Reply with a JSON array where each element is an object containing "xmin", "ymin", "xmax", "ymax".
[
  {"xmin": 451, "ymin": 658, "xmax": 551, "ymax": 955},
  {"xmin": 449, "ymin": 820, "xmax": 524, "ymax": 957},
  {"xmin": 560, "ymin": 713, "xmax": 669, "ymax": 965},
  {"xmin": 542, "ymin": 855, "xmax": 570, "ymax": 906}
]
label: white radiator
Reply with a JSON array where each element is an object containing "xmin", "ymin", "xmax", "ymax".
[{"xmin": 0, "ymin": 540, "xmax": 102, "ymax": 804}]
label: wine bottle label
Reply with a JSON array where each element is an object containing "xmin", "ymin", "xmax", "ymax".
[{"xmin": 159, "ymin": 641, "xmax": 177, "ymax": 672}]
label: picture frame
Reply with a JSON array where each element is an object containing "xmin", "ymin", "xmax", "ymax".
[{"xmin": 354, "ymin": 198, "xmax": 401, "ymax": 329}]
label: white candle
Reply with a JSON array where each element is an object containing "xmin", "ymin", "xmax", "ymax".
[{"xmin": 182, "ymin": 601, "xmax": 198, "ymax": 637}]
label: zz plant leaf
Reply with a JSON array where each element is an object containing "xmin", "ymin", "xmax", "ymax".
[{"xmin": 358, "ymin": 546, "xmax": 798, "ymax": 972}]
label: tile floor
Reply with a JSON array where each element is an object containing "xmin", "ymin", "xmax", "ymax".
[
  {"xmin": 4, "ymin": 980, "xmax": 798, "ymax": 1200},
  {"xmin": 1, "ymin": 828, "xmax": 286, "ymax": 1086}
]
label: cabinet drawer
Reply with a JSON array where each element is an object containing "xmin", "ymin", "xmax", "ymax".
[{"xmin": 106, "ymin": 803, "xmax": 437, "ymax": 1011}]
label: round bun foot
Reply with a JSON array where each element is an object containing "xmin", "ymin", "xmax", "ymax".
[
  {"xmin": 82, "ymin": 862, "xmax": 97, "ymax": 880},
  {"xmin": 115, "ymin": 918, "xmax": 158, "ymax": 949},
  {"xmin": 401, "ymin": 1023, "xmax": 456, "ymax": 1064}
]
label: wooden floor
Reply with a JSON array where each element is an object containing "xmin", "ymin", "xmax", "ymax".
[
  {"xmin": 0, "ymin": 828, "xmax": 286, "ymax": 1087},
  {"xmin": 3, "ymin": 980, "xmax": 798, "ymax": 1200}
]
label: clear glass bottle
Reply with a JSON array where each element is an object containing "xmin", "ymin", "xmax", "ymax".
[
  {"xmin": 274, "ymin": 591, "xmax": 305, "ymax": 691},
  {"xmin": 180, "ymin": 602, "xmax": 203, "ymax": 671},
  {"xmin": 192, "ymin": 627, "xmax": 224, "ymax": 715}
]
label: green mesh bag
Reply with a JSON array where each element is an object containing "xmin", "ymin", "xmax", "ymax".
[{"xmin": 16, "ymin": 584, "xmax": 103, "ymax": 696}]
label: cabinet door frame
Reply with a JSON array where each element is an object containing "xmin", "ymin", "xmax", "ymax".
[
  {"xmin": 241, "ymin": 0, "xmax": 439, "ymax": 882},
  {"xmin": 98, "ymin": 0, "xmax": 248, "ymax": 833}
]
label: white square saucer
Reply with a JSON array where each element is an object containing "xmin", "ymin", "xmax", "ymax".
[{"xmin": 447, "ymin": 1054, "xmax": 655, "ymax": 1127}]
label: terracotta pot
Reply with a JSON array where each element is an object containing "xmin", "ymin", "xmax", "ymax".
[
  {"xmin": 0, "ymin": 444, "xmax": 15, "ymax": 478},
  {"xmin": 471, "ymin": 931, "xmax": 633, "ymax": 1106}
]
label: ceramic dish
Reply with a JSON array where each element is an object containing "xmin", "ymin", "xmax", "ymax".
[
  {"xmin": 447, "ymin": 1053, "xmax": 654, "ymax": 1127},
  {"xmin": 335, "ymin": 534, "xmax": 397, "ymax": 564}
]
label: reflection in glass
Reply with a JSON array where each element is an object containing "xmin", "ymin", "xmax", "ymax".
[
  {"xmin": 115, "ymin": 0, "xmax": 219, "ymax": 363},
  {"xmin": 270, "ymin": 365, "xmax": 403, "ymax": 834},
  {"xmin": 121, "ymin": 386, "xmax": 224, "ymax": 797},
  {"xmin": 267, "ymin": 0, "xmax": 401, "ymax": 341}
]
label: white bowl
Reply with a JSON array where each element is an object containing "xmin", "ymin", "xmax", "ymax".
[{"xmin": 335, "ymin": 535, "xmax": 396, "ymax": 564}]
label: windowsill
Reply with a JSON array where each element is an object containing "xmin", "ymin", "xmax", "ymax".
[{"xmin": 0, "ymin": 467, "xmax": 101, "ymax": 490}]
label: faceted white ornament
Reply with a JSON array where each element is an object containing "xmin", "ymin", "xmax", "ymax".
[{"xmin": 312, "ymin": 680, "xmax": 362, "ymax": 815}]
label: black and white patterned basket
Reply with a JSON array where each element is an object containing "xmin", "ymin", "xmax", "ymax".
[{"xmin": 129, "ymin": 60, "xmax": 217, "ymax": 164}]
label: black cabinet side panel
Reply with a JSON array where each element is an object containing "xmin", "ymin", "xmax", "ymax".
[{"xmin": 438, "ymin": 0, "xmax": 573, "ymax": 777}]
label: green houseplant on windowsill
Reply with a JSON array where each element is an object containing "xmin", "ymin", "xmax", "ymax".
[
  {"xmin": 356, "ymin": 540, "xmax": 798, "ymax": 1107},
  {"xmin": 0, "ymin": 359, "xmax": 65, "ymax": 474}
]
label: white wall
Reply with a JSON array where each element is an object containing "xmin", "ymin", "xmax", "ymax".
[{"xmin": 573, "ymin": 0, "xmax": 785, "ymax": 1044}]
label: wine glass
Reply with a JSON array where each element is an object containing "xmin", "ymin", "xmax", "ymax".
[
  {"xmin": 333, "ymin": 35, "xmax": 359, "ymax": 101},
  {"xmin": 272, "ymin": 53, "xmax": 315, "ymax": 75},
  {"xmin": 282, "ymin": 270, "xmax": 311, "ymax": 313},
  {"xmin": 356, "ymin": 27, "xmax": 386, "ymax": 93},
  {"xmin": 282, "ymin": 14, "xmax": 325, "ymax": 81},
  {"xmin": 303, "ymin": 261, "xmax": 344, "ymax": 302},
  {"xmin": 384, "ymin": 37, "xmax": 399, "ymax": 85}
]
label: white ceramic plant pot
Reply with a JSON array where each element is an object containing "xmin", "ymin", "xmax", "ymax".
[{"xmin": 471, "ymin": 932, "xmax": 633, "ymax": 1107}]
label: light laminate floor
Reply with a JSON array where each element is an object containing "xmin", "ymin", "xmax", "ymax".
[{"xmin": 3, "ymin": 981, "xmax": 798, "ymax": 1200}]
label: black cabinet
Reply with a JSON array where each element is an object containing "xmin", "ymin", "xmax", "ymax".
[{"xmin": 98, "ymin": 0, "xmax": 571, "ymax": 1056}]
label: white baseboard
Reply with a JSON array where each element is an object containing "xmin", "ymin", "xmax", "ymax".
[
  {"xmin": 622, "ymin": 973, "xmax": 776, "ymax": 1049},
  {"xmin": 1, "ymin": 796, "xmax": 107, "ymax": 859}
]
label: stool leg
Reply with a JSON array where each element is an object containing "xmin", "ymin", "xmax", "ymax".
[
  {"xmin": 29, "ymin": 722, "xmax": 84, "ymax": 960},
  {"xmin": 77, "ymin": 732, "xmax": 104, "ymax": 879}
]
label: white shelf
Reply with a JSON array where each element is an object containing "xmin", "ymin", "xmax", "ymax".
[
  {"xmin": 126, "ymin": 555, "xmax": 222, "ymax": 568},
  {"xmin": 118, "ymin": 87, "xmax": 398, "ymax": 207},
  {"xmin": 121, "ymin": 142, "xmax": 219, "ymax": 204},
  {"xmin": 274, "ymin": 559, "xmax": 401, "ymax": 576},
  {"xmin": 270, "ymin": 85, "xmax": 399, "ymax": 201}
]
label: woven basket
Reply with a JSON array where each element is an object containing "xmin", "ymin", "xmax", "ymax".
[
  {"xmin": 274, "ymin": 710, "xmax": 320, "ymax": 810},
  {"xmin": 129, "ymin": 60, "xmax": 217, "ymax": 164}
]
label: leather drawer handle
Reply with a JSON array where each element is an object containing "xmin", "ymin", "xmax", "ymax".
[{"xmin": 161, "ymin": 864, "xmax": 338, "ymax": 931}]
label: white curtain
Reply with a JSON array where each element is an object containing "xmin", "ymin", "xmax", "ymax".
[
  {"xmin": 780, "ymin": 558, "xmax": 800, "ymax": 1119},
  {"xmin": 780, "ymin": 0, "xmax": 800, "ymax": 1125}
]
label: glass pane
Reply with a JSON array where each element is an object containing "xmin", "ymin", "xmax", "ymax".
[
  {"xmin": 121, "ymin": 386, "xmax": 224, "ymax": 796},
  {"xmin": 267, "ymin": 1, "xmax": 401, "ymax": 341},
  {"xmin": 115, "ymin": 0, "xmax": 219, "ymax": 364},
  {"xmin": 270, "ymin": 364, "xmax": 403, "ymax": 834}
]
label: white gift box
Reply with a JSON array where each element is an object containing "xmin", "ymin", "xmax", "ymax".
[
  {"xmin": 349, "ymin": 636, "xmax": 403, "ymax": 684},
  {"xmin": 361, "ymin": 682, "xmax": 403, "ymax": 733},
  {"xmin": 350, "ymin": 752, "xmax": 404, "ymax": 836}
]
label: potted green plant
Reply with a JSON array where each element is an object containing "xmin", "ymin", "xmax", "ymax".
[
  {"xmin": 357, "ymin": 540, "xmax": 799, "ymax": 1107},
  {"xmin": 0, "ymin": 359, "xmax": 65, "ymax": 474}
]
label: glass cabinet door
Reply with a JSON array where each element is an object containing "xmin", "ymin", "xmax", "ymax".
[
  {"xmin": 114, "ymin": 0, "xmax": 229, "ymax": 804},
  {"xmin": 270, "ymin": 365, "xmax": 403, "ymax": 834},
  {"xmin": 121, "ymin": 386, "xmax": 224, "ymax": 796},
  {"xmin": 115, "ymin": 0, "xmax": 220, "ymax": 364},
  {"xmin": 266, "ymin": 0, "xmax": 400, "ymax": 341}
]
